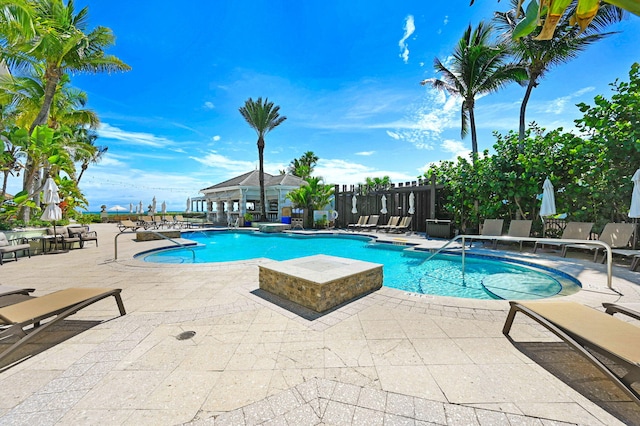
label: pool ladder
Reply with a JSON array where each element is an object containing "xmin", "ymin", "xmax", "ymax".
[{"xmin": 423, "ymin": 234, "xmax": 614, "ymax": 290}]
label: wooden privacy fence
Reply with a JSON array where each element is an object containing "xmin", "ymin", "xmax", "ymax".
[{"xmin": 333, "ymin": 177, "xmax": 447, "ymax": 234}]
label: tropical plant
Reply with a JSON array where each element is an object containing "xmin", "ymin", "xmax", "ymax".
[
  {"xmin": 287, "ymin": 151, "xmax": 318, "ymax": 180},
  {"xmin": 239, "ymin": 97, "xmax": 287, "ymax": 220},
  {"xmin": 472, "ymin": 0, "xmax": 637, "ymax": 39},
  {"xmin": 0, "ymin": 0, "xmax": 129, "ymax": 221},
  {"xmin": 494, "ymin": 0, "xmax": 624, "ymax": 147},
  {"xmin": 0, "ymin": 0, "xmax": 130, "ymax": 133},
  {"xmin": 421, "ymin": 21, "xmax": 526, "ymax": 161},
  {"xmin": 361, "ymin": 176, "xmax": 392, "ymax": 195},
  {"xmin": 285, "ymin": 176, "xmax": 335, "ymax": 227}
]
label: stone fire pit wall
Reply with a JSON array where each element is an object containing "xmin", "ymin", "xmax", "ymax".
[{"xmin": 258, "ymin": 254, "xmax": 383, "ymax": 313}]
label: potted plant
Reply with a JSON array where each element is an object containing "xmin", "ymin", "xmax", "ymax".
[{"xmin": 243, "ymin": 212, "xmax": 253, "ymax": 226}]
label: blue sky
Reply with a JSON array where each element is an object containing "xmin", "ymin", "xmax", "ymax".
[{"xmin": 8, "ymin": 0, "xmax": 640, "ymax": 211}]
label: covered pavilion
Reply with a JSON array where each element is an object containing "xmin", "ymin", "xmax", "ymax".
[{"xmin": 192, "ymin": 170, "xmax": 305, "ymax": 224}]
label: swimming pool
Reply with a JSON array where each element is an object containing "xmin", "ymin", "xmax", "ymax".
[{"xmin": 139, "ymin": 231, "xmax": 581, "ymax": 300}]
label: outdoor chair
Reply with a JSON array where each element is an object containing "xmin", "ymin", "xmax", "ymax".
[
  {"xmin": 503, "ymin": 300, "xmax": 640, "ymax": 405},
  {"xmin": 138, "ymin": 215, "xmax": 157, "ymax": 230},
  {"xmin": 378, "ymin": 216, "xmax": 400, "ymax": 232},
  {"xmin": 468, "ymin": 219, "xmax": 504, "ymax": 247},
  {"xmin": 0, "ymin": 287, "xmax": 126, "ymax": 365},
  {"xmin": 359, "ymin": 215, "xmax": 380, "ymax": 231},
  {"xmin": 533, "ymin": 222, "xmax": 594, "ymax": 253},
  {"xmin": 347, "ymin": 216, "xmax": 368, "ymax": 231},
  {"xmin": 118, "ymin": 220, "xmax": 140, "ymax": 233},
  {"xmin": 0, "ymin": 233, "xmax": 31, "ymax": 265},
  {"xmin": 562, "ymin": 222, "xmax": 635, "ymax": 261},
  {"xmin": 0, "ymin": 286, "xmax": 34, "ymax": 308},
  {"xmin": 389, "ymin": 216, "xmax": 412, "ymax": 233},
  {"xmin": 68, "ymin": 225, "xmax": 98, "ymax": 248},
  {"xmin": 492, "ymin": 219, "xmax": 532, "ymax": 251},
  {"xmin": 47, "ymin": 226, "xmax": 81, "ymax": 250},
  {"xmin": 172, "ymin": 215, "xmax": 188, "ymax": 228}
]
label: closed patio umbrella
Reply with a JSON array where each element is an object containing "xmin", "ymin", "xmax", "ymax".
[
  {"xmin": 129, "ymin": 203, "xmax": 133, "ymax": 214},
  {"xmin": 540, "ymin": 178, "xmax": 556, "ymax": 218},
  {"xmin": 161, "ymin": 201, "xmax": 167, "ymax": 214},
  {"xmin": 351, "ymin": 195, "xmax": 357, "ymax": 214},
  {"xmin": 40, "ymin": 177, "xmax": 64, "ymax": 253},
  {"xmin": 186, "ymin": 197, "xmax": 191, "ymax": 213},
  {"xmin": 380, "ymin": 195, "xmax": 388, "ymax": 214},
  {"xmin": 408, "ymin": 192, "xmax": 415, "ymax": 214},
  {"xmin": 151, "ymin": 196, "xmax": 157, "ymax": 214},
  {"xmin": 629, "ymin": 169, "xmax": 640, "ymax": 218},
  {"xmin": 139, "ymin": 201, "xmax": 143, "ymax": 215}
]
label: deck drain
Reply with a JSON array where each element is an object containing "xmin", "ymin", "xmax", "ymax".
[{"xmin": 176, "ymin": 331, "xmax": 196, "ymax": 340}]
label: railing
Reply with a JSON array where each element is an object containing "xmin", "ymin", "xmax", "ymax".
[
  {"xmin": 114, "ymin": 229, "xmax": 196, "ymax": 261},
  {"xmin": 422, "ymin": 235, "xmax": 614, "ymax": 290}
]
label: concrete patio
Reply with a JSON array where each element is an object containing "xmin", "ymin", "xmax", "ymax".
[{"xmin": 1, "ymin": 223, "xmax": 640, "ymax": 425}]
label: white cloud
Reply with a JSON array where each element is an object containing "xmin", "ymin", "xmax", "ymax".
[
  {"xmin": 315, "ymin": 158, "xmax": 414, "ymax": 186},
  {"xmin": 544, "ymin": 87, "xmax": 595, "ymax": 114},
  {"xmin": 385, "ymin": 87, "xmax": 461, "ymax": 149},
  {"xmin": 443, "ymin": 15, "xmax": 449, "ymax": 25},
  {"xmin": 356, "ymin": 151, "xmax": 375, "ymax": 156},
  {"xmin": 398, "ymin": 15, "xmax": 415, "ymax": 64},
  {"xmin": 189, "ymin": 151, "xmax": 256, "ymax": 174},
  {"xmin": 204, "ymin": 101, "xmax": 215, "ymax": 109},
  {"xmin": 97, "ymin": 123, "xmax": 172, "ymax": 148},
  {"xmin": 212, "ymin": 135, "xmax": 221, "ymax": 142},
  {"xmin": 441, "ymin": 139, "xmax": 471, "ymax": 160}
]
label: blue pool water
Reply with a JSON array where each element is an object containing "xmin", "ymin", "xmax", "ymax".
[{"xmin": 139, "ymin": 231, "xmax": 581, "ymax": 300}]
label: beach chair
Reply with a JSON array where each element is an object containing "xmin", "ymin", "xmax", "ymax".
[
  {"xmin": 468, "ymin": 219, "xmax": 504, "ymax": 247},
  {"xmin": 503, "ymin": 300, "xmax": 640, "ymax": 405},
  {"xmin": 562, "ymin": 222, "xmax": 635, "ymax": 261},
  {"xmin": 118, "ymin": 220, "xmax": 140, "ymax": 233},
  {"xmin": 378, "ymin": 216, "xmax": 400, "ymax": 232},
  {"xmin": 173, "ymin": 215, "xmax": 188, "ymax": 229},
  {"xmin": 138, "ymin": 215, "xmax": 157, "ymax": 230},
  {"xmin": 0, "ymin": 286, "xmax": 35, "ymax": 308},
  {"xmin": 0, "ymin": 287, "xmax": 126, "ymax": 365},
  {"xmin": 0, "ymin": 233, "xmax": 31, "ymax": 265},
  {"xmin": 493, "ymin": 219, "xmax": 532, "ymax": 251},
  {"xmin": 533, "ymin": 222, "xmax": 594, "ymax": 253},
  {"xmin": 359, "ymin": 215, "xmax": 380, "ymax": 231},
  {"xmin": 389, "ymin": 216, "xmax": 412, "ymax": 233},
  {"xmin": 348, "ymin": 216, "xmax": 368, "ymax": 231}
]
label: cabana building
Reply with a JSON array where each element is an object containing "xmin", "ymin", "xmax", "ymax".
[{"xmin": 192, "ymin": 171, "xmax": 305, "ymax": 225}]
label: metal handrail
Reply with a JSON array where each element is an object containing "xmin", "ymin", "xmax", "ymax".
[
  {"xmin": 422, "ymin": 234, "xmax": 614, "ymax": 289},
  {"xmin": 114, "ymin": 229, "xmax": 196, "ymax": 261}
]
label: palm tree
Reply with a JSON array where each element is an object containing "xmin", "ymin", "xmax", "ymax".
[
  {"xmin": 239, "ymin": 97, "xmax": 287, "ymax": 220},
  {"xmin": 494, "ymin": 0, "xmax": 624, "ymax": 147},
  {"xmin": 287, "ymin": 151, "xmax": 318, "ymax": 179},
  {"xmin": 421, "ymin": 22, "xmax": 526, "ymax": 161},
  {"xmin": 72, "ymin": 128, "xmax": 105, "ymax": 184},
  {"xmin": 0, "ymin": 0, "xmax": 130, "ymax": 133}
]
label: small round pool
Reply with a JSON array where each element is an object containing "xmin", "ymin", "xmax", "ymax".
[{"xmin": 138, "ymin": 231, "xmax": 581, "ymax": 300}]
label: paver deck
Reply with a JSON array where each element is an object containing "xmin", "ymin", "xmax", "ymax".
[{"xmin": 1, "ymin": 223, "xmax": 640, "ymax": 425}]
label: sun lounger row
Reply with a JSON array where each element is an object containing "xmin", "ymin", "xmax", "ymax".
[
  {"xmin": 118, "ymin": 215, "xmax": 191, "ymax": 232},
  {"xmin": 471, "ymin": 219, "xmax": 638, "ymax": 269},
  {"xmin": 347, "ymin": 216, "xmax": 412, "ymax": 233}
]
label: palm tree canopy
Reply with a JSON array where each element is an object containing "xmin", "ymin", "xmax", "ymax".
[
  {"xmin": 238, "ymin": 97, "xmax": 287, "ymax": 138},
  {"xmin": 421, "ymin": 22, "xmax": 526, "ymax": 139},
  {"xmin": 471, "ymin": 0, "xmax": 635, "ymax": 39}
]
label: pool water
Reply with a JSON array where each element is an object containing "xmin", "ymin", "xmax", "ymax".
[{"xmin": 139, "ymin": 231, "xmax": 581, "ymax": 300}]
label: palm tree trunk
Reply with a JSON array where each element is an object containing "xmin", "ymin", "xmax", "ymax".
[
  {"xmin": 29, "ymin": 67, "xmax": 60, "ymax": 133},
  {"xmin": 258, "ymin": 136, "xmax": 266, "ymax": 221},
  {"xmin": 518, "ymin": 78, "xmax": 536, "ymax": 151},
  {"xmin": 469, "ymin": 107, "xmax": 478, "ymax": 163}
]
